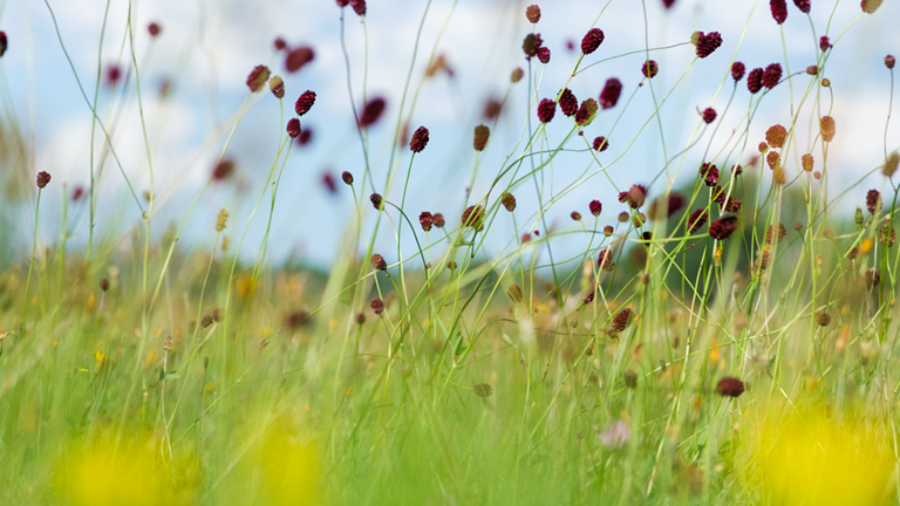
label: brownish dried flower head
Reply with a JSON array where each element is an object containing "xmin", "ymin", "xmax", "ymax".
[
  {"xmin": 819, "ymin": 115, "xmax": 836, "ymax": 142},
  {"xmin": 887, "ymin": 55, "xmax": 897, "ymax": 70},
  {"xmin": 884, "ymin": 152, "xmax": 900, "ymax": 177},
  {"xmin": 802, "ymin": 153, "xmax": 814, "ymax": 172},
  {"xmin": 246, "ymin": 65, "xmax": 271, "ymax": 93},
  {"xmin": 511, "ymin": 67, "xmax": 525, "ymax": 83},
  {"xmin": 36, "ymin": 171, "xmax": 51, "ymax": 189},
  {"xmin": 816, "ymin": 311, "xmax": 831, "ymax": 327},
  {"xmin": 473, "ymin": 124, "xmax": 490, "ymax": 151},
  {"xmin": 611, "ymin": 307, "xmax": 632, "ymax": 331},
  {"xmin": 765, "ymin": 223, "xmax": 787, "ymax": 244},
  {"xmin": 861, "ymin": 0, "xmax": 884, "ymax": 14},
  {"xmin": 526, "ymin": 4, "xmax": 541, "ymax": 23},
  {"xmin": 370, "ymin": 298, "xmax": 384, "ymax": 315},
  {"xmin": 462, "ymin": 205, "xmax": 486, "ymax": 230},
  {"xmin": 370, "ymin": 254, "xmax": 387, "ymax": 271},
  {"xmin": 99, "ymin": 278, "xmax": 110, "ymax": 292},
  {"xmin": 216, "ymin": 208, "xmax": 229, "ymax": 232},
  {"xmin": 269, "ymin": 76, "xmax": 285, "ymax": 98},
  {"xmin": 766, "ymin": 124, "xmax": 788, "ymax": 148},
  {"xmin": 500, "ymin": 192, "xmax": 517, "ymax": 212},
  {"xmin": 716, "ymin": 377, "xmax": 745, "ymax": 397}
]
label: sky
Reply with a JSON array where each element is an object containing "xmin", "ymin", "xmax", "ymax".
[{"xmin": 0, "ymin": 0, "xmax": 898, "ymax": 268}]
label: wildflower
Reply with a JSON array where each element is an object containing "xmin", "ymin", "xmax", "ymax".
[
  {"xmin": 622, "ymin": 369, "xmax": 637, "ymax": 387},
  {"xmin": 599, "ymin": 421, "xmax": 631, "ymax": 449},
  {"xmin": 765, "ymin": 125, "xmax": 787, "ymax": 149},
  {"xmin": 216, "ymin": 208, "xmax": 229, "ymax": 232},
  {"xmin": 36, "ymin": 171, "xmax": 51, "ymax": 188},
  {"xmin": 72, "ymin": 186, "xmax": 85, "ymax": 201},
  {"xmin": 767, "ymin": 151, "xmax": 780, "ymax": 169},
  {"xmin": 500, "ymin": 192, "xmax": 517, "ymax": 212},
  {"xmin": 483, "ymin": 98, "xmax": 503, "ymax": 120},
  {"xmin": 716, "ymin": 377, "xmax": 745, "ymax": 397},
  {"xmin": 473, "ymin": 124, "xmax": 490, "ymax": 151},
  {"xmin": 321, "ymin": 173, "xmax": 337, "ymax": 194},
  {"xmin": 618, "ymin": 211, "xmax": 630, "ymax": 222},
  {"xmin": 821, "ymin": 77, "xmax": 831, "ymax": 87},
  {"xmin": 802, "ymin": 153, "xmax": 814, "ymax": 172},
  {"xmin": 410, "ymin": 126, "xmax": 430, "ymax": 153},
  {"xmin": 712, "ymin": 185, "xmax": 727, "ymax": 203},
  {"xmin": 599, "ymin": 78, "xmax": 622, "ymax": 109},
  {"xmin": 819, "ymin": 36, "xmax": 832, "ymax": 51},
  {"xmin": 286, "ymin": 119, "xmax": 302, "ymax": 138},
  {"xmin": 650, "ymin": 193, "xmax": 685, "ymax": 219},
  {"xmin": 370, "ymin": 193, "xmax": 383, "ymax": 210},
  {"xmin": 507, "ymin": 283, "xmax": 524, "ymax": 303},
  {"xmin": 559, "ymin": 88, "xmax": 578, "ymax": 116},
  {"xmin": 687, "ymin": 209, "xmax": 708, "ymax": 232},
  {"xmin": 581, "ymin": 28, "xmax": 605, "ymax": 54},
  {"xmin": 641, "ymin": 60, "xmax": 659, "ymax": 78},
  {"xmin": 571, "ymin": 211, "xmax": 582, "ymax": 221},
  {"xmin": 593, "ymin": 136, "xmax": 609, "ymax": 152},
  {"xmin": 732, "ymin": 164, "xmax": 743, "ymax": 175},
  {"xmin": 350, "ymin": 0, "xmax": 366, "ymax": 16},
  {"xmin": 246, "ymin": 65, "xmax": 271, "ymax": 93},
  {"xmin": 297, "ymin": 129, "xmax": 313, "ymax": 146},
  {"xmin": 273, "ymin": 37, "xmax": 288, "ymax": 51},
  {"xmin": 522, "ymin": 33, "xmax": 543, "ymax": 59},
  {"xmin": 106, "ymin": 64, "xmax": 122, "ymax": 86},
  {"xmin": 762, "ymin": 63, "xmax": 782, "ymax": 89},
  {"xmin": 620, "ymin": 184, "xmax": 647, "ymax": 208},
  {"xmin": 99, "ymin": 278, "xmax": 110, "ymax": 292},
  {"xmin": 526, "ymin": 4, "xmax": 541, "ymax": 23},
  {"xmin": 702, "ymin": 165, "xmax": 720, "ymax": 186},
  {"xmin": 536, "ymin": 47, "xmax": 551, "ymax": 64},
  {"xmin": 695, "ymin": 31, "xmax": 723, "ymax": 58},
  {"xmin": 285, "ymin": 46, "xmax": 315, "ymax": 73},
  {"xmin": 370, "ymin": 298, "xmax": 384, "ymax": 315},
  {"xmin": 340, "ymin": 171, "xmax": 354, "ymax": 186},
  {"xmin": 589, "ymin": 200, "xmax": 602, "ymax": 216},
  {"xmin": 295, "ymin": 91, "xmax": 316, "ymax": 116},
  {"xmin": 433, "ymin": 213, "xmax": 445, "ymax": 228},
  {"xmin": 612, "ymin": 308, "xmax": 632, "ymax": 331},
  {"xmin": 462, "ymin": 205, "xmax": 486, "ymax": 231},
  {"xmin": 794, "ymin": 221, "xmax": 803, "ymax": 231},
  {"xmin": 731, "ymin": 61, "xmax": 746, "ymax": 82},
  {"xmin": 862, "ymin": 0, "xmax": 883, "ymax": 13},
  {"xmin": 765, "ymin": 223, "xmax": 786, "ymax": 244},
  {"xmin": 884, "ymin": 152, "xmax": 899, "ymax": 177},
  {"xmin": 419, "ymin": 212, "xmax": 434, "ymax": 231},
  {"xmin": 537, "ymin": 98, "xmax": 556, "ymax": 123},
  {"xmin": 722, "ymin": 196, "xmax": 741, "ymax": 212},
  {"xmin": 597, "ymin": 247, "xmax": 614, "ymax": 270},
  {"xmin": 806, "ymin": 65, "xmax": 818, "ymax": 75},
  {"xmin": 575, "ymin": 98, "xmax": 599, "ymax": 125},
  {"xmin": 867, "ymin": 268, "xmax": 881, "ymax": 288},
  {"xmin": 709, "ymin": 215, "xmax": 738, "ymax": 240},
  {"xmin": 148, "ymin": 22, "xmax": 162, "ymax": 37},
  {"xmin": 886, "ymin": 55, "xmax": 896, "ymax": 70},
  {"xmin": 770, "ymin": 0, "xmax": 788, "ymax": 23},
  {"xmin": 746, "ymin": 68, "xmax": 764, "ymax": 93},
  {"xmin": 370, "ymin": 254, "xmax": 387, "ymax": 271},
  {"xmin": 473, "ymin": 383, "xmax": 493, "ymax": 398},
  {"xmin": 603, "ymin": 225, "xmax": 614, "ymax": 236},
  {"xmin": 820, "ymin": 115, "xmax": 835, "ymax": 142},
  {"xmin": 881, "ymin": 224, "xmax": 896, "ymax": 247},
  {"xmin": 211, "ymin": 159, "xmax": 235, "ymax": 181},
  {"xmin": 269, "ymin": 76, "xmax": 285, "ymax": 98},
  {"xmin": 0, "ymin": 31, "xmax": 6, "ymax": 58},
  {"xmin": 793, "ymin": 0, "xmax": 811, "ymax": 13},
  {"xmin": 702, "ymin": 107, "xmax": 717, "ymax": 124},
  {"xmin": 511, "ymin": 67, "xmax": 525, "ymax": 83}
]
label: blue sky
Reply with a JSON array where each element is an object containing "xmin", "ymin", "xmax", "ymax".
[{"xmin": 1, "ymin": 0, "xmax": 898, "ymax": 267}]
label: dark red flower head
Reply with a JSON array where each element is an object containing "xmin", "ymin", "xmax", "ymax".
[
  {"xmin": 462, "ymin": 205, "xmax": 486, "ymax": 231},
  {"xmin": 274, "ymin": 37, "xmax": 288, "ymax": 51},
  {"xmin": 885, "ymin": 55, "xmax": 896, "ymax": 70},
  {"xmin": 695, "ymin": 31, "xmax": 723, "ymax": 58},
  {"xmin": 350, "ymin": 0, "xmax": 366, "ymax": 16},
  {"xmin": 410, "ymin": 126, "xmax": 430, "ymax": 153},
  {"xmin": 285, "ymin": 46, "xmax": 315, "ymax": 73},
  {"xmin": 72, "ymin": 186, "xmax": 85, "ymax": 201},
  {"xmin": 662, "ymin": 0, "xmax": 677, "ymax": 8},
  {"xmin": 747, "ymin": 68, "xmax": 764, "ymax": 93},
  {"xmin": 295, "ymin": 91, "xmax": 316, "ymax": 116},
  {"xmin": 419, "ymin": 212, "xmax": 434, "ymax": 231},
  {"xmin": 575, "ymin": 98, "xmax": 599, "ymax": 125},
  {"xmin": 322, "ymin": 172, "xmax": 337, "ymax": 194},
  {"xmin": 571, "ymin": 211, "xmax": 582, "ymax": 221},
  {"xmin": 731, "ymin": 61, "xmax": 746, "ymax": 82},
  {"xmin": 589, "ymin": 200, "xmax": 602, "ymax": 216},
  {"xmin": 358, "ymin": 97, "xmax": 387, "ymax": 128},
  {"xmin": 599, "ymin": 78, "xmax": 622, "ymax": 109},
  {"xmin": 36, "ymin": 171, "xmax": 51, "ymax": 189},
  {"xmin": 687, "ymin": 209, "xmax": 708, "ymax": 233},
  {"xmin": 370, "ymin": 193, "xmax": 384, "ymax": 210},
  {"xmin": 0, "ymin": 31, "xmax": 7, "ymax": 58},
  {"xmin": 500, "ymin": 192, "xmax": 517, "ymax": 212},
  {"xmin": 641, "ymin": 60, "xmax": 659, "ymax": 78},
  {"xmin": 286, "ymin": 118, "xmax": 302, "ymax": 139},
  {"xmin": 762, "ymin": 63, "xmax": 782, "ymax": 89},
  {"xmin": 581, "ymin": 28, "xmax": 605, "ymax": 55},
  {"xmin": 526, "ymin": 4, "xmax": 541, "ymax": 23},
  {"xmin": 522, "ymin": 33, "xmax": 544, "ymax": 58},
  {"xmin": 709, "ymin": 215, "xmax": 738, "ymax": 240},
  {"xmin": 597, "ymin": 247, "xmax": 614, "ymax": 270},
  {"xmin": 716, "ymin": 377, "xmax": 745, "ymax": 397},
  {"xmin": 537, "ymin": 47, "xmax": 551, "ymax": 64},
  {"xmin": 559, "ymin": 89, "xmax": 578, "ymax": 116},
  {"xmin": 483, "ymin": 97, "xmax": 503, "ymax": 120},
  {"xmin": 819, "ymin": 36, "xmax": 832, "ymax": 51},
  {"xmin": 297, "ymin": 128, "xmax": 313, "ymax": 146},
  {"xmin": 433, "ymin": 213, "xmax": 446, "ymax": 228},
  {"xmin": 212, "ymin": 159, "xmax": 235, "ymax": 181},
  {"xmin": 702, "ymin": 164, "xmax": 720, "ymax": 186},
  {"xmin": 370, "ymin": 298, "xmax": 385, "ymax": 315},
  {"xmin": 342, "ymin": 171, "xmax": 354, "ymax": 185},
  {"xmin": 621, "ymin": 184, "xmax": 647, "ymax": 209},
  {"xmin": 867, "ymin": 189, "xmax": 882, "ymax": 215},
  {"xmin": 793, "ymin": 0, "xmax": 811, "ymax": 13},
  {"xmin": 246, "ymin": 65, "xmax": 270, "ymax": 93},
  {"xmin": 770, "ymin": 0, "xmax": 788, "ymax": 23},
  {"xmin": 537, "ymin": 98, "xmax": 556, "ymax": 123},
  {"xmin": 722, "ymin": 196, "xmax": 741, "ymax": 213},
  {"xmin": 336, "ymin": 0, "xmax": 350, "ymax": 6},
  {"xmin": 611, "ymin": 308, "xmax": 632, "ymax": 331},
  {"xmin": 148, "ymin": 22, "xmax": 162, "ymax": 38},
  {"xmin": 473, "ymin": 125, "xmax": 491, "ymax": 151},
  {"xmin": 106, "ymin": 64, "xmax": 122, "ymax": 86},
  {"xmin": 702, "ymin": 107, "xmax": 717, "ymax": 124},
  {"xmin": 593, "ymin": 136, "xmax": 609, "ymax": 152}
]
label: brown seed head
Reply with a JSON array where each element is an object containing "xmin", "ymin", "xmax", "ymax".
[
  {"xmin": 269, "ymin": 76, "xmax": 285, "ymax": 98},
  {"xmin": 716, "ymin": 377, "xmax": 745, "ymax": 397},
  {"xmin": 370, "ymin": 254, "xmax": 387, "ymax": 271},
  {"xmin": 473, "ymin": 124, "xmax": 490, "ymax": 151},
  {"xmin": 246, "ymin": 65, "xmax": 271, "ymax": 93},
  {"xmin": 36, "ymin": 171, "xmax": 51, "ymax": 189}
]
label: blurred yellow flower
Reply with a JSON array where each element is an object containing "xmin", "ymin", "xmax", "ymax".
[
  {"xmin": 254, "ymin": 423, "xmax": 323, "ymax": 506},
  {"xmin": 56, "ymin": 440, "xmax": 163, "ymax": 506}
]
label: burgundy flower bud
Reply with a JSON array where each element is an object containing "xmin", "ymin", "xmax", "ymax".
[
  {"xmin": 462, "ymin": 205, "xmax": 486, "ymax": 231},
  {"xmin": 536, "ymin": 47, "xmax": 551, "ymax": 64},
  {"xmin": 212, "ymin": 159, "xmax": 235, "ymax": 181},
  {"xmin": 581, "ymin": 28, "xmax": 605, "ymax": 55},
  {"xmin": 571, "ymin": 211, "xmax": 582, "ymax": 221},
  {"xmin": 886, "ymin": 55, "xmax": 896, "ymax": 70},
  {"xmin": 522, "ymin": 33, "xmax": 543, "ymax": 59},
  {"xmin": 731, "ymin": 62, "xmax": 746, "ymax": 82},
  {"xmin": 410, "ymin": 126, "xmax": 430, "ymax": 153},
  {"xmin": 285, "ymin": 46, "xmax": 315, "ymax": 73},
  {"xmin": 662, "ymin": 0, "xmax": 677, "ymax": 8},
  {"xmin": 559, "ymin": 88, "xmax": 578, "ymax": 116},
  {"xmin": 72, "ymin": 186, "xmax": 85, "ymax": 201},
  {"xmin": 526, "ymin": 4, "xmax": 541, "ymax": 23},
  {"xmin": 148, "ymin": 22, "xmax": 162, "ymax": 38},
  {"xmin": 295, "ymin": 90, "xmax": 316, "ymax": 116},
  {"xmin": 483, "ymin": 98, "xmax": 503, "ymax": 120},
  {"xmin": 342, "ymin": 171, "xmax": 354, "ymax": 185},
  {"xmin": 500, "ymin": 192, "xmax": 517, "ymax": 212},
  {"xmin": 641, "ymin": 60, "xmax": 659, "ymax": 78},
  {"xmin": 593, "ymin": 136, "xmax": 609, "ymax": 152},
  {"xmin": 274, "ymin": 37, "xmax": 288, "ymax": 51},
  {"xmin": 702, "ymin": 165, "xmax": 720, "ymax": 186},
  {"xmin": 575, "ymin": 98, "xmax": 599, "ymax": 125},
  {"xmin": 286, "ymin": 118, "xmax": 302, "ymax": 138},
  {"xmin": 770, "ymin": 0, "xmax": 788, "ymax": 24},
  {"xmin": 419, "ymin": 212, "xmax": 434, "ymax": 231},
  {"xmin": 0, "ymin": 31, "xmax": 7, "ymax": 58},
  {"xmin": 597, "ymin": 247, "xmax": 614, "ymax": 270},
  {"xmin": 370, "ymin": 254, "xmax": 387, "ymax": 271},
  {"xmin": 709, "ymin": 215, "xmax": 738, "ymax": 240},
  {"xmin": 473, "ymin": 125, "xmax": 490, "ymax": 151},
  {"xmin": 359, "ymin": 97, "xmax": 387, "ymax": 128},
  {"xmin": 721, "ymin": 196, "xmax": 741, "ymax": 213},
  {"xmin": 867, "ymin": 189, "xmax": 882, "ymax": 215},
  {"xmin": 269, "ymin": 76, "xmax": 285, "ymax": 98},
  {"xmin": 350, "ymin": 0, "xmax": 366, "ymax": 16},
  {"xmin": 106, "ymin": 64, "xmax": 122, "ymax": 86},
  {"xmin": 336, "ymin": 0, "xmax": 349, "ymax": 6},
  {"xmin": 702, "ymin": 107, "xmax": 717, "ymax": 124},
  {"xmin": 695, "ymin": 31, "xmax": 723, "ymax": 58},
  {"xmin": 599, "ymin": 78, "xmax": 622, "ymax": 109},
  {"xmin": 36, "ymin": 171, "xmax": 51, "ymax": 189},
  {"xmin": 537, "ymin": 98, "xmax": 556, "ymax": 123},
  {"xmin": 762, "ymin": 63, "xmax": 782, "ymax": 89},
  {"xmin": 370, "ymin": 298, "xmax": 385, "ymax": 315},
  {"xmin": 716, "ymin": 377, "xmax": 745, "ymax": 397},
  {"xmin": 747, "ymin": 68, "xmax": 764, "ymax": 93},
  {"xmin": 246, "ymin": 65, "xmax": 271, "ymax": 93},
  {"xmin": 819, "ymin": 36, "xmax": 832, "ymax": 51},
  {"xmin": 793, "ymin": 0, "xmax": 811, "ymax": 13},
  {"xmin": 433, "ymin": 213, "xmax": 446, "ymax": 228},
  {"xmin": 623, "ymin": 184, "xmax": 647, "ymax": 209},
  {"xmin": 370, "ymin": 193, "xmax": 384, "ymax": 210},
  {"xmin": 589, "ymin": 200, "xmax": 602, "ymax": 216},
  {"xmin": 687, "ymin": 209, "xmax": 708, "ymax": 233}
]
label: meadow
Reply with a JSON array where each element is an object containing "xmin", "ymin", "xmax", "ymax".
[{"xmin": 1, "ymin": 0, "xmax": 899, "ymax": 504}]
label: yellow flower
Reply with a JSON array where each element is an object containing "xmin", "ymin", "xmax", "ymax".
[{"xmin": 56, "ymin": 439, "xmax": 164, "ymax": 506}]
